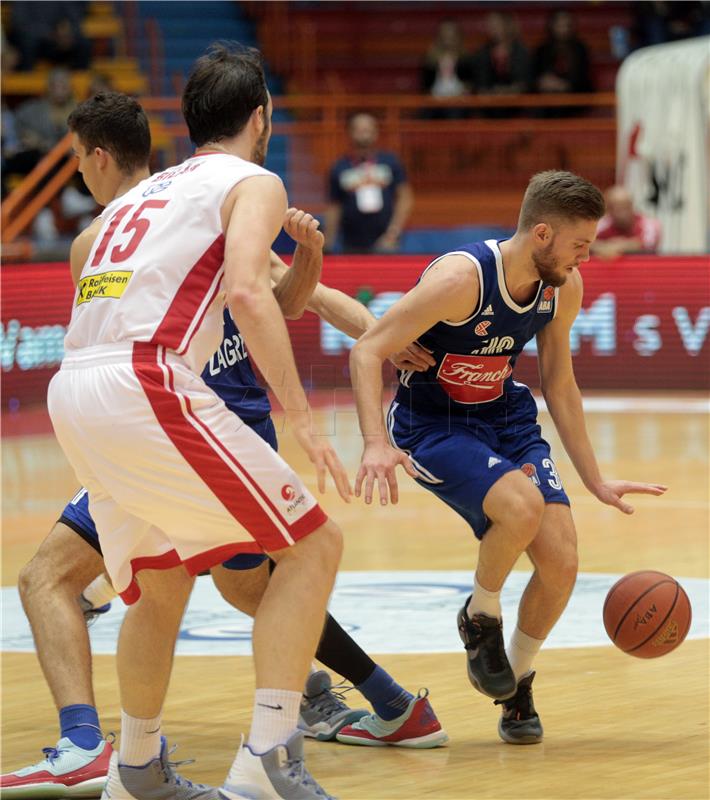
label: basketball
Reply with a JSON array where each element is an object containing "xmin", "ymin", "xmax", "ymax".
[{"xmin": 603, "ymin": 571, "xmax": 692, "ymax": 658}]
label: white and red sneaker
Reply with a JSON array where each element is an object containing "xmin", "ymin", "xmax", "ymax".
[
  {"xmin": 0, "ymin": 737, "xmax": 112, "ymax": 797},
  {"xmin": 336, "ymin": 689, "xmax": 448, "ymax": 749}
]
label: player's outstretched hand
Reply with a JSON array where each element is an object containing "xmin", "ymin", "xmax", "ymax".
[
  {"xmin": 355, "ymin": 441, "xmax": 418, "ymax": 506},
  {"xmin": 389, "ymin": 342, "xmax": 436, "ymax": 372},
  {"xmin": 292, "ymin": 420, "xmax": 352, "ymax": 502},
  {"xmin": 284, "ymin": 207, "xmax": 324, "ymax": 251},
  {"xmin": 594, "ymin": 480, "xmax": 668, "ymax": 515}
]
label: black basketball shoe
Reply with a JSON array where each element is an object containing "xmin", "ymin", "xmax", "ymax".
[
  {"xmin": 456, "ymin": 597, "xmax": 516, "ymax": 700},
  {"xmin": 494, "ymin": 671, "xmax": 543, "ymax": 744}
]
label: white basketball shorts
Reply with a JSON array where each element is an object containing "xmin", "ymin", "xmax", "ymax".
[{"xmin": 47, "ymin": 342, "xmax": 327, "ymax": 603}]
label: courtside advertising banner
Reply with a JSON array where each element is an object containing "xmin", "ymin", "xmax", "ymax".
[{"xmin": 1, "ymin": 255, "xmax": 709, "ymax": 410}]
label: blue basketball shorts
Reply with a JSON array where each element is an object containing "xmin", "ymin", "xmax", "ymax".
[
  {"xmin": 59, "ymin": 416, "xmax": 277, "ymax": 571},
  {"xmin": 387, "ymin": 396, "xmax": 570, "ymax": 540}
]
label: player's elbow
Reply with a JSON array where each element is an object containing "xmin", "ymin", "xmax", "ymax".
[
  {"xmin": 227, "ymin": 285, "xmax": 269, "ymax": 319},
  {"xmin": 280, "ymin": 305, "xmax": 305, "ymax": 321},
  {"xmin": 351, "ymin": 335, "xmax": 385, "ymax": 367},
  {"xmin": 275, "ymin": 291, "xmax": 307, "ymax": 320}
]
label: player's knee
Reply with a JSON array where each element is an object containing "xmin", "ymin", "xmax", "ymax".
[
  {"xmin": 500, "ymin": 482, "xmax": 545, "ymax": 538},
  {"xmin": 309, "ymin": 519, "xmax": 343, "ymax": 570},
  {"xmin": 533, "ymin": 526, "xmax": 579, "ymax": 590},
  {"xmin": 133, "ymin": 567, "xmax": 194, "ymax": 611},
  {"xmin": 17, "ymin": 561, "xmax": 36, "ymax": 605},
  {"xmin": 18, "ymin": 553, "xmax": 68, "ymax": 604},
  {"xmin": 279, "ymin": 518, "xmax": 343, "ymax": 572},
  {"xmin": 552, "ymin": 540, "xmax": 579, "ymax": 590}
]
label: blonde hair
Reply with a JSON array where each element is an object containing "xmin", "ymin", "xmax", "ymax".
[{"xmin": 519, "ymin": 170, "xmax": 605, "ymax": 230}]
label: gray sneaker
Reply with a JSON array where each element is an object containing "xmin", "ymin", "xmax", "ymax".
[
  {"xmin": 220, "ymin": 731, "xmax": 335, "ymax": 799},
  {"xmin": 298, "ymin": 671, "xmax": 368, "ymax": 741},
  {"xmin": 494, "ymin": 671, "xmax": 544, "ymax": 745},
  {"xmin": 101, "ymin": 737, "xmax": 220, "ymax": 799}
]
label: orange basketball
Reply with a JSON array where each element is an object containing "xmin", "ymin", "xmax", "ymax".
[{"xmin": 603, "ymin": 570, "xmax": 692, "ymax": 658}]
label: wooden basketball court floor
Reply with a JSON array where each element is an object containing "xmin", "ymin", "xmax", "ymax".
[{"xmin": 2, "ymin": 394, "xmax": 708, "ymax": 799}]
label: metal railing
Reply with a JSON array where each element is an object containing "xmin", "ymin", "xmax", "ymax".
[{"xmin": 1, "ymin": 92, "xmax": 616, "ymax": 252}]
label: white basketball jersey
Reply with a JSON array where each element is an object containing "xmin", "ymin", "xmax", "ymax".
[{"xmin": 64, "ymin": 152, "xmax": 279, "ymax": 372}]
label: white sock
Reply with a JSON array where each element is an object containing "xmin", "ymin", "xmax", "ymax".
[
  {"xmin": 248, "ymin": 689, "xmax": 302, "ymax": 754},
  {"xmin": 467, "ymin": 573, "xmax": 502, "ymax": 620},
  {"xmin": 119, "ymin": 711, "xmax": 162, "ymax": 766},
  {"xmin": 507, "ymin": 627, "xmax": 544, "ymax": 681},
  {"xmin": 82, "ymin": 574, "xmax": 117, "ymax": 608}
]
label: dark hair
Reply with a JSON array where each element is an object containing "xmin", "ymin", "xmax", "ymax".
[
  {"xmin": 67, "ymin": 92, "xmax": 151, "ymax": 173},
  {"xmin": 519, "ymin": 170, "xmax": 605, "ymax": 230},
  {"xmin": 182, "ymin": 43, "xmax": 268, "ymax": 147}
]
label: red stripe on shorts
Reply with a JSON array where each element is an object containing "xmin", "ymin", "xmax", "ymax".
[
  {"xmin": 151, "ymin": 234, "xmax": 224, "ymax": 351},
  {"xmin": 132, "ymin": 342, "xmax": 326, "ymax": 554},
  {"xmin": 120, "ymin": 549, "xmax": 182, "ymax": 604},
  {"xmin": 155, "ymin": 346, "xmax": 327, "ymax": 542}
]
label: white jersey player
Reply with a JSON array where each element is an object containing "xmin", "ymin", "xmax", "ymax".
[{"xmin": 48, "ymin": 44, "xmax": 350, "ymax": 800}]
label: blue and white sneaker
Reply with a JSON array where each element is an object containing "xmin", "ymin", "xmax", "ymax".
[
  {"xmin": 298, "ymin": 671, "xmax": 368, "ymax": 741},
  {"xmin": 101, "ymin": 737, "xmax": 219, "ymax": 799},
  {"xmin": 0, "ymin": 737, "xmax": 113, "ymax": 797}
]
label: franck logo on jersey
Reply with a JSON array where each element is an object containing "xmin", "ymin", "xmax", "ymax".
[
  {"xmin": 474, "ymin": 321, "xmax": 492, "ymax": 336},
  {"xmin": 437, "ymin": 353, "xmax": 512, "ymax": 404},
  {"xmin": 2, "ymin": 571, "xmax": 707, "ymax": 656}
]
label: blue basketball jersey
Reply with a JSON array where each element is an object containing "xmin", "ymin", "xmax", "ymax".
[
  {"xmin": 201, "ymin": 309, "xmax": 271, "ymax": 422},
  {"xmin": 395, "ymin": 239, "xmax": 559, "ymax": 418}
]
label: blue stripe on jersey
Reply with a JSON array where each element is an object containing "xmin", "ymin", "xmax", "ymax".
[
  {"xmin": 395, "ymin": 239, "xmax": 558, "ymax": 417},
  {"xmin": 201, "ymin": 309, "xmax": 271, "ymax": 422}
]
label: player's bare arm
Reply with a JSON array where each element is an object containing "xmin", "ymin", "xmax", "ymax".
[
  {"xmin": 270, "ymin": 208, "xmax": 324, "ymax": 319},
  {"xmin": 223, "ymin": 176, "xmax": 351, "ymax": 501},
  {"xmin": 536, "ymin": 269, "xmax": 667, "ymax": 514},
  {"xmin": 69, "ymin": 217, "xmax": 103, "ymax": 287},
  {"xmin": 268, "ymin": 209, "xmax": 434, "ymax": 371},
  {"xmin": 350, "ymin": 254, "xmax": 480, "ymax": 505},
  {"xmin": 305, "ymin": 285, "xmax": 434, "ymax": 371}
]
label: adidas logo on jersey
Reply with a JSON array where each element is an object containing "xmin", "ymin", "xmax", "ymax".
[
  {"xmin": 488, "ymin": 457, "xmax": 502, "ymax": 468},
  {"xmin": 481, "ymin": 305, "xmax": 494, "ymax": 316}
]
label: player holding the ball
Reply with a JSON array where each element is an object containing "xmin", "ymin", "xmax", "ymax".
[{"xmin": 347, "ymin": 170, "xmax": 667, "ymax": 745}]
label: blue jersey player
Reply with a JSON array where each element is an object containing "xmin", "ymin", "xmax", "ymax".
[
  {"xmin": 1, "ymin": 92, "xmax": 443, "ymax": 799},
  {"xmin": 350, "ymin": 170, "xmax": 667, "ymax": 745}
]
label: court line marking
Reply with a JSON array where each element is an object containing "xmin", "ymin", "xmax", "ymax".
[
  {"xmin": 537, "ymin": 396, "xmax": 709, "ymax": 414},
  {"xmin": 2, "ymin": 571, "xmax": 707, "ymax": 657}
]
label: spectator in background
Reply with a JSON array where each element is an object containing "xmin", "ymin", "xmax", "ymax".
[
  {"xmin": 632, "ymin": 2, "xmax": 710, "ymax": 47},
  {"xmin": 6, "ymin": 68, "xmax": 77, "ymax": 242},
  {"xmin": 1, "ymin": 103, "xmax": 21, "ymax": 198},
  {"xmin": 7, "ymin": 1, "xmax": 88, "ymax": 71},
  {"xmin": 591, "ymin": 185, "xmax": 662, "ymax": 259},
  {"xmin": 534, "ymin": 10, "xmax": 592, "ymax": 95},
  {"xmin": 44, "ymin": 15, "xmax": 91, "ymax": 70},
  {"xmin": 422, "ymin": 20, "xmax": 473, "ymax": 115},
  {"xmin": 1, "ymin": 24, "xmax": 19, "ymax": 73},
  {"xmin": 473, "ymin": 12, "xmax": 531, "ymax": 96},
  {"xmin": 325, "ymin": 113, "xmax": 414, "ymax": 254},
  {"xmin": 6, "ymin": 68, "xmax": 76, "ymax": 179}
]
